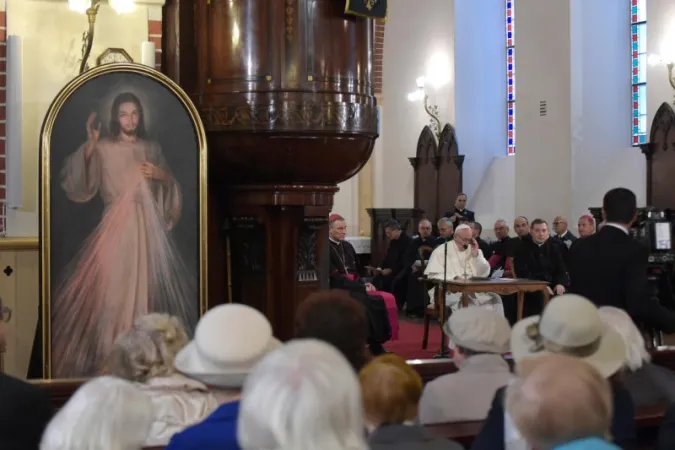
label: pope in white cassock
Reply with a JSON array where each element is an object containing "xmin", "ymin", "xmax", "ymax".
[{"xmin": 424, "ymin": 224, "xmax": 504, "ymax": 315}]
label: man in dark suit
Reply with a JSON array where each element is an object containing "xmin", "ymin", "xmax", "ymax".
[
  {"xmin": 568, "ymin": 187, "xmax": 675, "ymax": 333},
  {"xmin": 445, "ymin": 193, "xmax": 475, "ymax": 229},
  {"xmin": 0, "ymin": 299, "xmax": 53, "ymax": 449}
]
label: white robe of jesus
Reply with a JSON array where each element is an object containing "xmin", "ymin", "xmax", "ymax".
[{"xmin": 424, "ymin": 242, "xmax": 504, "ymax": 315}]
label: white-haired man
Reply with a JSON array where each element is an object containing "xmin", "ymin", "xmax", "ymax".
[{"xmin": 424, "ymin": 224, "xmax": 504, "ymax": 314}]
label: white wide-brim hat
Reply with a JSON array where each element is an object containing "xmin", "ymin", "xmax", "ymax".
[
  {"xmin": 175, "ymin": 304, "xmax": 281, "ymax": 388},
  {"xmin": 443, "ymin": 306, "xmax": 511, "ymax": 354},
  {"xmin": 510, "ymin": 294, "xmax": 626, "ymax": 378}
]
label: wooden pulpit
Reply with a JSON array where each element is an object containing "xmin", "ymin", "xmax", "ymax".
[{"xmin": 163, "ymin": 0, "xmax": 378, "ymax": 339}]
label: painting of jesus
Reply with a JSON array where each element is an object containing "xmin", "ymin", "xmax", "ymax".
[{"xmin": 37, "ymin": 64, "xmax": 207, "ymax": 379}]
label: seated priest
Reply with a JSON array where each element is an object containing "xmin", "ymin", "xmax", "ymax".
[
  {"xmin": 513, "ymin": 216, "xmax": 530, "ymax": 239},
  {"xmin": 437, "ymin": 216, "xmax": 455, "ymax": 240},
  {"xmin": 445, "ymin": 193, "xmax": 475, "ymax": 229},
  {"xmin": 488, "ymin": 219, "xmax": 514, "ymax": 270},
  {"xmin": 470, "ymin": 221, "xmax": 492, "ymax": 258},
  {"xmin": 371, "ymin": 219, "xmax": 412, "ymax": 307},
  {"xmin": 577, "ymin": 214, "xmax": 596, "ymax": 239},
  {"xmin": 404, "ymin": 219, "xmax": 442, "ymax": 318},
  {"xmin": 424, "ymin": 224, "xmax": 504, "ymax": 315},
  {"xmin": 513, "ymin": 218, "xmax": 569, "ymax": 318},
  {"xmin": 553, "ymin": 215, "xmax": 578, "ymax": 248},
  {"xmin": 328, "ymin": 214, "xmax": 399, "ymax": 353}
]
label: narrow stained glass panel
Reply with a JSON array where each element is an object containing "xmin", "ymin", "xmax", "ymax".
[
  {"xmin": 506, "ymin": 0, "xmax": 515, "ymax": 154},
  {"xmin": 631, "ymin": 0, "xmax": 647, "ymax": 146}
]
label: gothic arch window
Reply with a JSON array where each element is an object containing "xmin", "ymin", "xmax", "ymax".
[{"xmin": 631, "ymin": 0, "xmax": 647, "ymax": 145}]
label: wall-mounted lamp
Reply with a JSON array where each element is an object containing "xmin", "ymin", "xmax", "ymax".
[
  {"xmin": 407, "ymin": 76, "xmax": 442, "ymax": 142},
  {"xmin": 649, "ymin": 54, "xmax": 675, "ymax": 97},
  {"xmin": 69, "ymin": 0, "xmax": 136, "ymax": 74}
]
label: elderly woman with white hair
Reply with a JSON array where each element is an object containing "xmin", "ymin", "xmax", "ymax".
[
  {"xmin": 108, "ymin": 313, "xmax": 218, "ymax": 446},
  {"xmin": 506, "ymin": 354, "xmax": 620, "ymax": 449},
  {"xmin": 237, "ymin": 339, "xmax": 369, "ymax": 450},
  {"xmin": 471, "ymin": 295, "xmax": 637, "ymax": 450},
  {"xmin": 598, "ymin": 306, "xmax": 675, "ymax": 407},
  {"xmin": 40, "ymin": 376, "xmax": 153, "ymax": 450}
]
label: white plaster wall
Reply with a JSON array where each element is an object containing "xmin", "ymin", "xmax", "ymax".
[
  {"xmin": 332, "ymin": 171, "xmax": 360, "ymax": 236},
  {"xmin": 470, "ymin": 155, "xmax": 515, "ymax": 239},
  {"xmin": 454, "ymin": 0, "xmax": 512, "ymax": 232},
  {"xmin": 377, "ymin": 0, "xmax": 455, "ymax": 208},
  {"xmin": 570, "ymin": 0, "xmax": 645, "ymax": 221},
  {"xmin": 514, "ymin": 0, "xmax": 572, "ymax": 223},
  {"xmin": 5, "ymin": 0, "xmax": 150, "ymax": 236}
]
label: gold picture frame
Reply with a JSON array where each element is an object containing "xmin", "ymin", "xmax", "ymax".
[{"xmin": 39, "ymin": 63, "xmax": 208, "ymax": 379}]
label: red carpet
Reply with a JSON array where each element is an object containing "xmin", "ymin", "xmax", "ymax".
[{"xmin": 385, "ymin": 319, "xmax": 449, "ymax": 360}]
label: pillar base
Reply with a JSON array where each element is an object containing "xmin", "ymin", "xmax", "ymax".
[{"xmin": 225, "ymin": 184, "xmax": 337, "ymax": 340}]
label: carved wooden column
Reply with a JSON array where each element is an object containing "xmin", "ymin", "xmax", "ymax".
[{"xmin": 164, "ymin": 0, "xmax": 377, "ymax": 339}]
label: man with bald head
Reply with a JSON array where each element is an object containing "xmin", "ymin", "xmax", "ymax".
[
  {"xmin": 552, "ymin": 215, "xmax": 577, "ymax": 248},
  {"xmin": 488, "ymin": 219, "xmax": 514, "ymax": 270},
  {"xmin": 513, "ymin": 216, "xmax": 530, "ymax": 239},
  {"xmin": 424, "ymin": 224, "xmax": 504, "ymax": 314}
]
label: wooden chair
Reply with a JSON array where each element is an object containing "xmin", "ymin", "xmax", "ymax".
[
  {"xmin": 422, "ymin": 283, "xmax": 450, "ymax": 350},
  {"xmin": 422, "ymin": 296, "xmax": 439, "ymax": 350}
]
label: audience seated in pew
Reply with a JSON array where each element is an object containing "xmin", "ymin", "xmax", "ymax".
[
  {"xmin": 471, "ymin": 295, "xmax": 636, "ymax": 449},
  {"xmin": 505, "ymin": 354, "xmax": 620, "ymax": 449},
  {"xmin": 0, "ymin": 297, "xmax": 53, "ymax": 450},
  {"xmin": 238, "ymin": 339, "xmax": 369, "ymax": 450},
  {"xmin": 41, "ymin": 376, "xmax": 153, "ymax": 450},
  {"xmin": 361, "ymin": 354, "xmax": 462, "ymax": 449},
  {"xmin": 294, "ymin": 290, "xmax": 371, "ymax": 371},
  {"xmin": 598, "ymin": 306, "xmax": 675, "ymax": 408},
  {"xmin": 165, "ymin": 304, "xmax": 280, "ymax": 450},
  {"xmin": 108, "ymin": 313, "xmax": 219, "ymax": 447},
  {"xmin": 419, "ymin": 307, "xmax": 513, "ymax": 424}
]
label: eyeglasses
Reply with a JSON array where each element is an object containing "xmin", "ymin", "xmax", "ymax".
[{"xmin": 1, "ymin": 306, "xmax": 11, "ymax": 323}]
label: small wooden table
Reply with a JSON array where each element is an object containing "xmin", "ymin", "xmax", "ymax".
[{"xmin": 429, "ymin": 278, "xmax": 551, "ymax": 356}]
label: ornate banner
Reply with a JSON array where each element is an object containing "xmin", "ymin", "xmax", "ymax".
[{"xmin": 345, "ymin": 0, "xmax": 387, "ymax": 20}]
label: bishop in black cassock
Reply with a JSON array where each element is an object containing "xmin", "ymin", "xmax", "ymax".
[{"xmin": 328, "ymin": 215, "xmax": 393, "ymax": 355}]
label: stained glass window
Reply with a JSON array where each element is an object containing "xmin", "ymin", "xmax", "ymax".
[
  {"xmin": 506, "ymin": 0, "xmax": 516, "ymax": 155},
  {"xmin": 631, "ymin": 0, "xmax": 647, "ymax": 145}
]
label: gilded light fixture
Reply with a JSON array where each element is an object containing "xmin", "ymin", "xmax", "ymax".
[{"xmin": 69, "ymin": 0, "xmax": 136, "ymax": 74}]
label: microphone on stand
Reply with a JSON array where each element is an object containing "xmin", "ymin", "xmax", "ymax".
[{"xmin": 462, "ymin": 243, "xmax": 469, "ymax": 280}]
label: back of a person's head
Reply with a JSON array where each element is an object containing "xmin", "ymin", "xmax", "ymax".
[
  {"xmin": 598, "ymin": 306, "xmax": 650, "ymax": 372},
  {"xmin": 109, "ymin": 314, "xmax": 188, "ymax": 381},
  {"xmin": 359, "ymin": 354, "xmax": 423, "ymax": 427},
  {"xmin": 294, "ymin": 290, "xmax": 368, "ymax": 371},
  {"xmin": 40, "ymin": 376, "xmax": 152, "ymax": 450},
  {"xmin": 602, "ymin": 188, "xmax": 637, "ymax": 224},
  {"xmin": 238, "ymin": 339, "xmax": 367, "ymax": 450},
  {"xmin": 134, "ymin": 313, "xmax": 189, "ymax": 356},
  {"xmin": 507, "ymin": 354, "xmax": 612, "ymax": 449}
]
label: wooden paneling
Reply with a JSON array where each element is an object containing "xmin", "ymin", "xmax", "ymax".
[
  {"xmin": 0, "ymin": 248, "xmax": 39, "ymax": 378},
  {"xmin": 408, "ymin": 124, "xmax": 464, "ymax": 224},
  {"xmin": 643, "ymin": 102, "xmax": 675, "ymax": 208}
]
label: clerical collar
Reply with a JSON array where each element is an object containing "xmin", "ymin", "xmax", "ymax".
[{"xmin": 329, "ymin": 237, "xmax": 341, "ymax": 244}]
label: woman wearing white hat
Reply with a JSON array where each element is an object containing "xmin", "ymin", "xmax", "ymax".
[
  {"xmin": 165, "ymin": 304, "xmax": 280, "ymax": 450},
  {"xmin": 470, "ymin": 294, "xmax": 636, "ymax": 450},
  {"xmin": 419, "ymin": 306, "xmax": 513, "ymax": 424}
]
